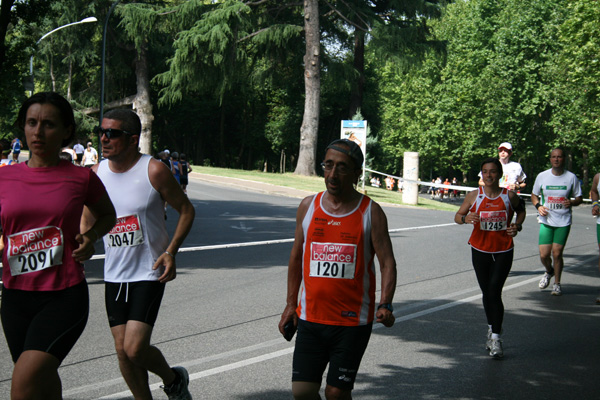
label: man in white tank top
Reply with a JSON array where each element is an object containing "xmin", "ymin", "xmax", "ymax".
[{"xmin": 82, "ymin": 109, "xmax": 195, "ymax": 399}]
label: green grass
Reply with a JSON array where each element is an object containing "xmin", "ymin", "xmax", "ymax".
[{"xmin": 193, "ymin": 165, "xmax": 459, "ymax": 212}]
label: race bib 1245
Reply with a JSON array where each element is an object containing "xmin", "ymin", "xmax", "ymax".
[{"xmin": 479, "ymin": 210, "xmax": 508, "ymax": 231}]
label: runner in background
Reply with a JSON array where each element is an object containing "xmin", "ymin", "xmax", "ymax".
[
  {"xmin": 531, "ymin": 148, "xmax": 582, "ymax": 296},
  {"xmin": 455, "ymin": 157, "xmax": 526, "ymax": 358},
  {"xmin": 479, "ymin": 142, "xmax": 526, "ymax": 191},
  {"xmin": 590, "ymin": 172, "xmax": 600, "ymax": 304}
]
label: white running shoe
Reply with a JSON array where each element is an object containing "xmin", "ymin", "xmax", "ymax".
[
  {"xmin": 489, "ymin": 338, "xmax": 503, "ymax": 358},
  {"xmin": 486, "ymin": 327, "xmax": 492, "ymax": 351},
  {"xmin": 538, "ymin": 271, "xmax": 554, "ymax": 289},
  {"xmin": 551, "ymin": 283, "xmax": 562, "ymax": 296}
]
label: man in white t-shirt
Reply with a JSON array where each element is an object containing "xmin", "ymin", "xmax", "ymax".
[
  {"xmin": 479, "ymin": 142, "xmax": 526, "ymax": 190},
  {"xmin": 531, "ymin": 148, "xmax": 583, "ymax": 296}
]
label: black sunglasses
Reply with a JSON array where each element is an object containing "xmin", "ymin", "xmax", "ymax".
[{"xmin": 93, "ymin": 126, "xmax": 132, "ymax": 139}]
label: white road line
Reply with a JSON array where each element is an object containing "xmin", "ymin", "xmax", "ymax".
[{"xmin": 82, "ymin": 223, "xmax": 459, "ymax": 262}]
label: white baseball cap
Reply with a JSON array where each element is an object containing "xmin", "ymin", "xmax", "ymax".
[{"xmin": 498, "ymin": 142, "xmax": 512, "ymax": 151}]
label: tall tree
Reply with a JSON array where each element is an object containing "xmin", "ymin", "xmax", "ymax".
[{"xmin": 295, "ymin": 0, "xmax": 320, "ymax": 176}]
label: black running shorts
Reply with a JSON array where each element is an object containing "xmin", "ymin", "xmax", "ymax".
[
  {"xmin": 1, "ymin": 280, "xmax": 89, "ymax": 363},
  {"xmin": 292, "ymin": 319, "xmax": 372, "ymax": 390},
  {"xmin": 105, "ymin": 281, "xmax": 166, "ymax": 327}
]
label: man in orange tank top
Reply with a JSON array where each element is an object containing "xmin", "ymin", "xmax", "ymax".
[{"xmin": 279, "ymin": 139, "xmax": 397, "ymax": 400}]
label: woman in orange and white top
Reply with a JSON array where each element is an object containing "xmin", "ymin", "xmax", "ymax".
[{"xmin": 454, "ymin": 157, "xmax": 526, "ymax": 358}]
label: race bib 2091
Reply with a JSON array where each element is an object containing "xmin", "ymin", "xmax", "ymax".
[{"xmin": 7, "ymin": 226, "xmax": 64, "ymax": 276}]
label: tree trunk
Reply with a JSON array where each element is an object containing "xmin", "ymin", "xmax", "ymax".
[
  {"xmin": 50, "ymin": 53, "xmax": 56, "ymax": 92},
  {"xmin": 67, "ymin": 48, "xmax": 72, "ymax": 101},
  {"xmin": 348, "ymin": 29, "xmax": 365, "ymax": 118},
  {"xmin": 582, "ymin": 147, "xmax": 589, "ymax": 187},
  {"xmin": 295, "ymin": 0, "xmax": 320, "ymax": 176},
  {"xmin": 0, "ymin": 0, "xmax": 15, "ymax": 74},
  {"xmin": 219, "ymin": 105, "xmax": 226, "ymax": 167},
  {"xmin": 133, "ymin": 43, "xmax": 153, "ymax": 155}
]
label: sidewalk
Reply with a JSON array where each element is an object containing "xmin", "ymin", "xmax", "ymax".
[{"xmin": 190, "ymin": 171, "xmax": 315, "ymax": 199}]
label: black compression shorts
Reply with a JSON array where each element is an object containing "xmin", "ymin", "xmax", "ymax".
[
  {"xmin": 105, "ymin": 281, "xmax": 165, "ymax": 327},
  {"xmin": 292, "ymin": 319, "xmax": 372, "ymax": 390},
  {"xmin": 1, "ymin": 280, "xmax": 89, "ymax": 363}
]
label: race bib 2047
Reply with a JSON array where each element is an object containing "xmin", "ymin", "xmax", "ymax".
[
  {"xmin": 309, "ymin": 242, "xmax": 356, "ymax": 279},
  {"xmin": 479, "ymin": 210, "xmax": 508, "ymax": 231},
  {"xmin": 7, "ymin": 226, "xmax": 64, "ymax": 276},
  {"xmin": 107, "ymin": 214, "xmax": 144, "ymax": 247}
]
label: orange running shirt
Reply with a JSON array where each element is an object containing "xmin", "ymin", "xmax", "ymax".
[
  {"xmin": 297, "ymin": 192, "xmax": 376, "ymax": 326},
  {"xmin": 468, "ymin": 187, "xmax": 515, "ymax": 253}
]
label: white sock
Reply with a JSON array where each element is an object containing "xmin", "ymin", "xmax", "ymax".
[{"xmin": 491, "ymin": 333, "xmax": 501, "ymax": 340}]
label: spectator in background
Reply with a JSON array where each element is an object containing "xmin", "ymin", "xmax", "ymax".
[
  {"xmin": 11, "ymin": 137, "xmax": 22, "ymax": 163},
  {"xmin": 452, "ymin": 177, "xmax": 459, "ymax": 198},
  {"xmin": 171, "ymin": 152, "xmax": 182, "ymax": 184},
  {"xmin": 62, "ymin": 145, "xmax": 77, "ymax": 164},
  {"xmin": 0, "ymin": 139, "xmax": 14, "ymax": 167},
  {"xmin": 82, "ymin": 141, "xmax": 98, "ymax": 168},
  {"xmin": 442, "ymin": 178, "xmax": 451, "ymax": 199},
  {"xmin": 479, "ymin": 142, "xmax": 526, "ymax": 191},
  {"xmin": 179, "ymin": 153, "xmax": 192, "ymax": 194},
  {"xmin": 160, "ymin": 149, "xmax": 172, "ymax": 170},
  {"xmin": 385, "ymin": 175, "xmax": 395, "ymax": 191},
  {"xmin": 73, "ymin": 140, "xmax": 85, "ymax": 165}
]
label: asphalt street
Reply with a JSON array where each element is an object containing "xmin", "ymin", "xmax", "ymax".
[{"xmin": 1, "ymin": 172, "xmax": 599, "ymax": 399}]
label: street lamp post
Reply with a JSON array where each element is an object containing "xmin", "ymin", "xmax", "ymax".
[
  {"xmin": 99, "ymin": 0, "xmax": 122, "ymax": 124},
  {"xmin": 28, "ymin": 16, "xmax": 98, "ymax": 95}
]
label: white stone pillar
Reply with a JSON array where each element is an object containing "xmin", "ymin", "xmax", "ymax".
[{"xmin": 403, "ymin": 152, "xmax": 419, "ymax": 205}]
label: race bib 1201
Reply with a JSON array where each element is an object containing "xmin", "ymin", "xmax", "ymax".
[
  {"xmin": 479, "ymin": 210, "xmax": 508, "ymax": 231},
  {"xmin": 107, "ymin": 214, "xmax": 144, "ymax": 247},
  {"xmin": 309, "ymin": 242, "xmax": 356, "ymax": 279},
  {"xmin": 7, "ymin": 226, "xmax": 64, "ymax": 276}
]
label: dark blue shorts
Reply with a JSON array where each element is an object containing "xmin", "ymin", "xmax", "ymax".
[{"xmin": 292, "ymin": 319, "xmax": 372, "ymax": 390}]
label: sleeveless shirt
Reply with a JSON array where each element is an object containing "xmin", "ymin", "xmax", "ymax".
[
  {"xmin": 97, "ymin": 155, "xmax": 169, "ymax": 282},
  {"xmin": 297, "ymin": 192, "xmax": 376, "ymax": 326},
  {"xmin": 468, "ymin": 187, "xmax": 515, "ymax": 253}
]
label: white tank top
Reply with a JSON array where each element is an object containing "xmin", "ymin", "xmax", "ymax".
[{"xmin": 98, "ymin": 155, "xmax": 169, "ymax": 282}]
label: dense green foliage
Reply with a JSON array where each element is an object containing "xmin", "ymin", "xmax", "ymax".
[
  {"xmin": 373, "ymin": 0, "xmax": 600, "ymax": 192},
  {"xmin": 1, "ymin": 0, "xmax": 599, "ymax": 190}
]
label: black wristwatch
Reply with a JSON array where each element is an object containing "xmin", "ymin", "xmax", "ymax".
[{"xmin": 377, "ymin": 303, "xmax": 394, "ymax": 312}]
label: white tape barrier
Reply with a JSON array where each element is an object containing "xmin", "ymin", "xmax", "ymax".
[
  {"xmin": 366, "ymin": 167, "xmax": 592, "ymax": 203},
  {"xmin": 366, "ymin": 167, "xmax": 477, "ymax": 194}
]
